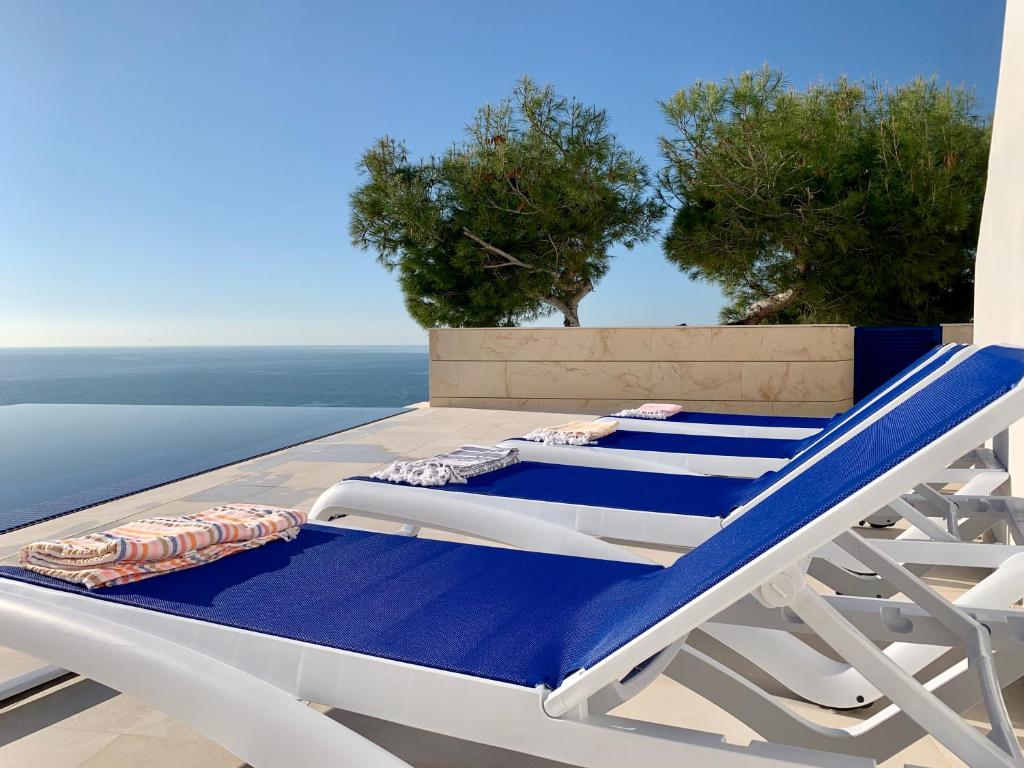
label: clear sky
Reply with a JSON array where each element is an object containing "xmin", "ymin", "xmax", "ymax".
[{"xmin": 0, "ymin": 0, "xmax": 1007, "ymax": 346}]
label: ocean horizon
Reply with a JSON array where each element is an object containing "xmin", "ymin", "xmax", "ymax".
[
  {"xmin": 0, "ymin": 346, "xmax": 428, "ymax": 532},
  {"xmin": 0, "ymin": 345, "xmax": 429, "ymax": 407}
]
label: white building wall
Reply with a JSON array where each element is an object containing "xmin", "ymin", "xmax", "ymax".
[{"xmin": 974, "ymin": 1, "xmax": 1024, "ymax": 489}]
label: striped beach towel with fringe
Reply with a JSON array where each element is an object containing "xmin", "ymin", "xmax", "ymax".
[{"xmin": 19, "ymin": 504, "xmax": 306, "ymax": 589}]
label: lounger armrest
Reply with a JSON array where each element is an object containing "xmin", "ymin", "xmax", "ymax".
[{"xmin": 309, "ymin": 480, "xmax": 656, "ymax": 565}]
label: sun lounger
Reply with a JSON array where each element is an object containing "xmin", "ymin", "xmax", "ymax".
[
  {"xmin": 598, "ymin": 344, "xmax": 958, "ymax": 439},
  {"xmin": 4, "ymin": 346, "xmax": 1024, "ymax": 767},
  {"xmin": 503, "ymin": 343, "xmax": 968, "ymax": 476}
]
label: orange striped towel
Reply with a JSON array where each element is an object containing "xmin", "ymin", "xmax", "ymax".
[
  {"xmin": 522, "ymin": 419, "xmax": 618, "ymax": 446},
  {"xmin": 19, "ymin": 504, "xmax": 306, "ymax": 589}
]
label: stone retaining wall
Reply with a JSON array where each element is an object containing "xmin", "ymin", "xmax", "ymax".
[{"xmin": 429, "ymin": 325, "xmax": 856, "ymax": 416}]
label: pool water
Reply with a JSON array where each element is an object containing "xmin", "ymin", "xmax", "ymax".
[{"xmin": 0, "ymin": 403, "xmax": 402, "ymax": 533}]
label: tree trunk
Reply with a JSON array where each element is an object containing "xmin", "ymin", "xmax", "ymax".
[
  {"xmin": 730, "ymin": 287, "xmax": 799, "ymax": 325},
  {"xmin": 546, "ymin": 280, "xmax": 591, "ymax": 327}
]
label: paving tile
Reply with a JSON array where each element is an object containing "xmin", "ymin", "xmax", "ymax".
[
  {"xmin": 299, "ymin": 443, "xmax": 398, "ymax": 463},
  {"xmin": 181, "ymin": 484, "xmax": 318, "ymax": 507},
  {"xmin": 78, "ymin": 733, "xmax": 241, "ymax": 768},
  {"xmin": 0, "ymin": 725, "xmax": 117, "ymax": 768}
]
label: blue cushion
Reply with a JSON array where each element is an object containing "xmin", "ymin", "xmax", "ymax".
[
  {"xmin": 3, "ymin": 346, "xmax": 1021, "ymax": 692},
  {"xmin": 355, "ymin": 461, "xmax": 751, "ymax": 518},
  {"xmin": 0, "ymin": 525, "xmax": 659, "ymax": 689},
  {"xmin": 508, "ymin": 430, "xmax": 803, "ymax": 459},
  {"xmin": 663, "ymin": 411, "xmax": 831, "ymax": 429}
]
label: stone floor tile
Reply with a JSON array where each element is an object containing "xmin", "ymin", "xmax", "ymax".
[{"xmin": 77, "ymin": 733, "xmax": 242, "ymax": 768}]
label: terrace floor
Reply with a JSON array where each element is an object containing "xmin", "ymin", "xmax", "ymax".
[{"xmin": 0, "ymin": 405, "xmax": 1019, "ymax": 768}]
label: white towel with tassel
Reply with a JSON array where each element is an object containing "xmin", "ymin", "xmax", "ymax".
[{"xmin": 370, "ymin": 445, "xmax": 520, "ymax": 487}]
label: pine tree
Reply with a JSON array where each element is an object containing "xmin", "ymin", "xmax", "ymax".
[
  {"xmin": 658, "ymin": 66, "xmax": 991, "ymax": 325},
  {"xmin": 350, "ymin": 77, "xmax": 663, "ymax": 327}
]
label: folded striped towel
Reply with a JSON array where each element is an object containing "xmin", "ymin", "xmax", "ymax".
[
  {"xmin": 371, "ymin": 444, "xmax": 520, "ymax": 487},
  {"xmin": 523, "ymin": 419, "xmax": 618, "ymax": 445},
  {"xmin": 20, "ymin": 504, "xmax": 306, "ymax": 589},
  {"xmin": 612, "ymin": 403, "xmax": 685, "ymax": 420}
]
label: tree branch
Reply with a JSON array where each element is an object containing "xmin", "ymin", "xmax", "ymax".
[
  {"xmin": 730, "ymin": 287, "xmax": 799, "ymax": 325},
  {"xmin": 462, "ymin": 228, "xmax": 559, "ymax": 275}
]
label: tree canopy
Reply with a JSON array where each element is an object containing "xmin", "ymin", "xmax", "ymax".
[
  {"xmin": 350, "ymin": 77, "xmax": 663, "ymax": 327},
  {"xmin": 658, "ymin": 66, "xmax": 991, "ymax": 325}
]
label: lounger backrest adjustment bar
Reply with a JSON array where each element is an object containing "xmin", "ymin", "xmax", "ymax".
[
  {"xmin": 912, "ymin": 483, "xmax": 964, "ymax": 539},
  {"xmin": 886, "ymin": 496, "xmax": 959, "ymax": 543},
  {"xmin": 830, "ymin": 530, "xmax": 1023, "ymax": 765},
  {"xmin": 894, "ymin": 492, "xmax": 1024, "ymax": 546}
]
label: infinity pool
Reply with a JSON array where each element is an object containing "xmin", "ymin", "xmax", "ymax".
[{"xmin": 0, "ymin": 403, "xmax": 402, "ymax": 533}]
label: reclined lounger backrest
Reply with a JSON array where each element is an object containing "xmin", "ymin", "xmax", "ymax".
[
  {"xmin": 805, "ymin": 342, "xmax": 960, "ymax": 436},
  {"xmin": 561, "ymin": 345, "xmax": 1024, "ymax": 686},
  {"xmin": 790, "ymin": 343, "xmax": 964, "ymax": 455},
  {"xmin": 731, "ymin": 343, "xmax": 969, "ymax": 509}
]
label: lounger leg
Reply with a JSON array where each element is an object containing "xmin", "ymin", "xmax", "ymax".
[{"xmin": 0, "ymin": 664, "xmax": 68, "ymax": 703}]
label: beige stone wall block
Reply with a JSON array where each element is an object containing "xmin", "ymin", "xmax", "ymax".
[
  {"xmin": 457, "ymin": 361, "xmax": 508, "ymax": 397},
  {"xmin": 795, "ymin": 360, "xmax": 854, "ymax": 402},
  {"xmin": 432, "ymin": 327, "xmax": 659, "ymax": 362},
  {"xmin": 650, "ymin": 361, "xmax": 743, "ymax": 400},
  {"xmin": 708, "ymin": 325, "xmax": 851, "ymax": 362},
  {"xmin": 583, "ymin": 327, "xmax": 655, "ymax": 361},
  {"xmin": 428, "ymin": 329, "xmax": 441, "ymax": 361},
  {"xmin": 942, "ymin": 323, "xmax": 974, "ymax": 344},
  {"xmin": 430, "ymin": 360, "xmax": 507, "ymax": 398},
  {"xmin": 740, "ymin": 362, "xmax": 804, "ymax": 401},
  {"xmin": 651, "ymin": 327, "xmax": 715, "ymax": 361},
  {"xmin": 428, "ymin": 360, "xmax": 460, "ymax": 397},
  {"xmin": 768, "ymin": 325, "xmax": 854, "ymax": 361},
  {"xmin": 506, "ymin": 361, "xmax": 656, "ymax": 399}
]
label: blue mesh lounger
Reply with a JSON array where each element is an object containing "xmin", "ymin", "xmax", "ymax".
[
  {"xmin": 500, "ymin": 344, "xmax": 970, "ymax": 477},
  {"xmin": 4, "ymin": 346, "xmax": 1024, "ymax": 768},
  {"xmin": 594, "ymin": 344, "xmax": 957, "ymax": 441}
]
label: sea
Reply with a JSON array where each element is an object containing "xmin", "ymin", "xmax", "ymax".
[{"xmin": 0, "ymin": 347, "xmax": 428, "ymax": 533}]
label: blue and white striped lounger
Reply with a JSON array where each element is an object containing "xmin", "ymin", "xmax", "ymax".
[
  {"xmin": 501, "ymin": 344, "xmax": 969, "ymax": 476},
  {"xmin": 4, "ymin": 345, "xmax": 1024, "ymax": 767}
]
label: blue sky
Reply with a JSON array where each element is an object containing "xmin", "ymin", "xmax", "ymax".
[{"xmin": 0, "ymin": 0, "xmax": 1006, "ymax": 346}]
